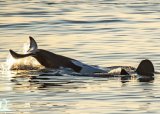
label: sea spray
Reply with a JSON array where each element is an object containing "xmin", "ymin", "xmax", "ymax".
[{"xmin": 1, "ymin": 43, "xmax": 43, "ymax": 71}]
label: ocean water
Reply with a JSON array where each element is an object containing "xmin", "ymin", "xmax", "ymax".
[{"xmin": 0, "ymin": 0, "xmax": 160, "ymax": 113}]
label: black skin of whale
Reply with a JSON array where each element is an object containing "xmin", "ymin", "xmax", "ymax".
[
  {"xmin": 32, "ymin": 49, "xmax": 82, "ymax": 72},
  {"xmin": 9, "ymin": 36, "xmax": 155, "ymax": 77},
  {"xmin": 10, "ymin": 49, "xmax": 155, "ymax": 77},
  {"xmin": 9, "ymin": 49, "xmax": 82, "ymax": 72}
]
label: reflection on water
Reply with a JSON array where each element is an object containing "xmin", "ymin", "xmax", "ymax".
[
  {"xmin": 0, "ymin": 0, "xmax": 160, "ymax": 114},
  {"xmin": 1, "ymin": 69, "xmax": 159, "ymax": 114}
]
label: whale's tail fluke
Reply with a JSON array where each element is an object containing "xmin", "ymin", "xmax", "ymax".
[
  {"xmin": 9, "ymin": 36, "xmax": 37, "ymax": 59},
  {"xmin": 27, "ymin": 36, "xmax": 38, "ymax": 53},
  {"xmin": 9, "ymin": 49, "xmax": 32, "ymax": 59}
]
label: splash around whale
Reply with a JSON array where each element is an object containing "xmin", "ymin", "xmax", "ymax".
[{"xmin": 9, "ymin": 36, "xmax": 155, "ymax": 78}]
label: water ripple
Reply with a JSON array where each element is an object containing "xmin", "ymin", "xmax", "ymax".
[{"xmin": 0, "ymin": 0, "xmax": 160, "ymax": 113}]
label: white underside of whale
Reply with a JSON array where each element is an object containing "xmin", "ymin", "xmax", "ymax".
[{"xmin": 71, "ymin": 60, "xmax": 107, "ymax": 74}]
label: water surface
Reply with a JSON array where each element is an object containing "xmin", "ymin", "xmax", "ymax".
[{"xmin": 0, "ymin": 0, "xmax": 160, "ymax": 114}]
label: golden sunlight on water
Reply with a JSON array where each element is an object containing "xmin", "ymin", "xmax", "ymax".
[
  {"xmin": 0, "ymin": 0, "xmax": 160, "ymax": 114},
  {"xmin": 1, "ymin": 43, "xmax": 42, "ymax": 71}
]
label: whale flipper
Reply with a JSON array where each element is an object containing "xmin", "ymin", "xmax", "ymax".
[{"xmin": 120, "ymin": 69, "xmax": 129, "ymax": 75}]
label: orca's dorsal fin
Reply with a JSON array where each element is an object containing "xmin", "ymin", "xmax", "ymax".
[
  {"xmin": 27, "ymin": 36, "xmax": 38, "ymax": 53},
  {"xmin": 136, "ymin": 59, "xmax": 154, "ymax": 76}
]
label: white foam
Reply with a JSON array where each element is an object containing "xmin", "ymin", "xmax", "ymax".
[
  {"xmin": 1, "ymin": 43, "xmax": 42, "ymax": 71},
  {"xmin": 108, "ymin": 67, "xmax": 122, "ymax": 75}
]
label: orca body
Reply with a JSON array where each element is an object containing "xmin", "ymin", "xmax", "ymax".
[
  {"xmin": 9, "ymin": 36, "xmax": 155, "ymax": 76},
  {"xmin": 9, "ymin": 37, "xmax": 106, "ymax": 74}
]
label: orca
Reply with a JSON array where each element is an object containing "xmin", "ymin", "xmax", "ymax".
[
  {"xmin": 9, "ymin": 36, "xmax": 155, "ymax": 76},
  {"xmin": 9, "ymin": 36, "xmax": 106, "ymax": 74}
]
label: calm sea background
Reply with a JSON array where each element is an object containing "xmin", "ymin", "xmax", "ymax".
[{"xmin": 0, "ymin": 0, "xmax": 160, "ymax": 114}]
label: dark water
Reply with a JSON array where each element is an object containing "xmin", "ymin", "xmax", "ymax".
[{"xmin": 0, "ymin": 0, "xmax": 160, "ymax": 113}]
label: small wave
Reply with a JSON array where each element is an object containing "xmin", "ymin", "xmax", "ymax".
[
  {"xmin": 60, "ymin": 19, "xmax": 126, "ymax": 24},
  {"xmin": 0, "ymin": 11, "xmax": 49, "ymax": 17}
]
